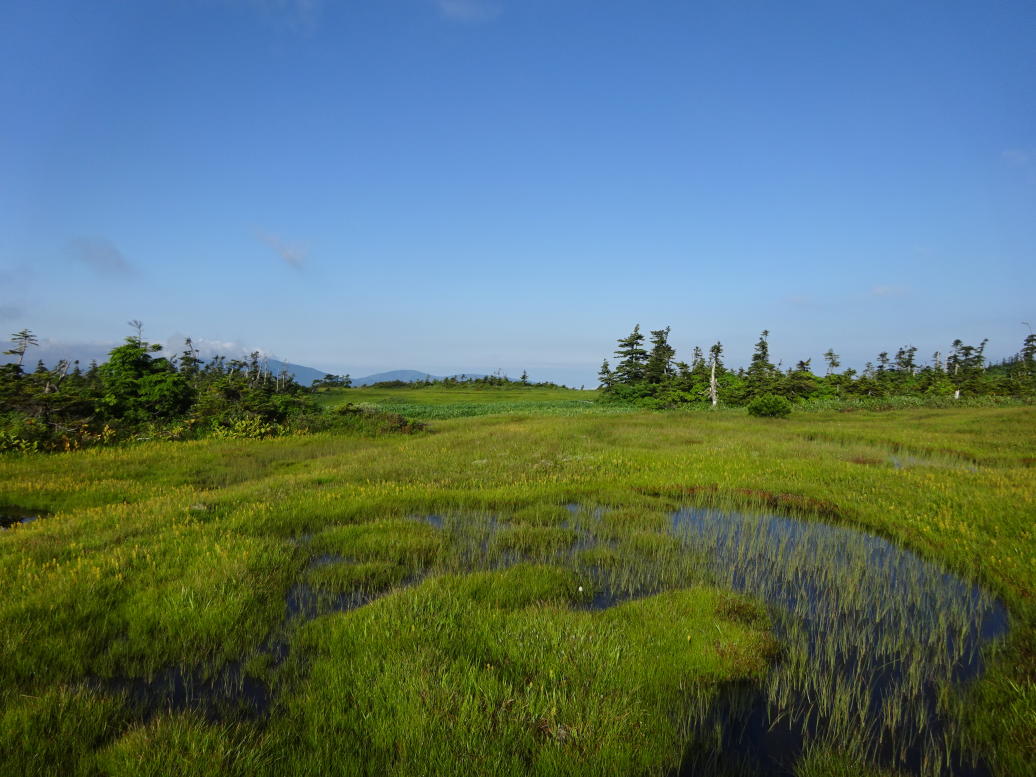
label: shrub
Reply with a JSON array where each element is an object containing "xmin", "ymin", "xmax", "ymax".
[
  {"xmin": 747, "ymin": 394, "xmax": 793, "ymax": 418},
  {"xmin": 292, "ymin": 404, "xmax": 426, "ymax": 435},
  {"xmin": 211, "ymin": 417, "xmax": 279, "ymax": 439},
  {"xmin": 0, "ymin": 429, "xmax": 39, "ymax": 454}
]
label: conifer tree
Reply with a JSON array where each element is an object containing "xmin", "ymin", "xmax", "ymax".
[
  {"xmin": 823, "ymin": 348, "xmax": 840, "ymax": 375},
  {"xmin": 4, "ymin": 329, "xmax": 39, "ymax": 368},
  {"xmin": 179, "ymin": 337, "xmax": 202, "ymax": 379},
  {"xmin": 894, "ymin": 346, "xmax": 918, "ymax": 376},
  {"xmin": 745, "ymin": 330, "xmax": 778, "ymax": 397},
  {"xmin": 1021, "ymin": 332, "xmax": 1036, "ymax": 376},
  {"xmin": 947, "ymin": 339, "xmax": 988, "ymax": 399},
  {"xmin": 612, "ymin": 325, "xmax": 648, "ymax": 385},
  {"xmin": 644, "ymin": 327, "xmax": 675, "ymax": 384}
]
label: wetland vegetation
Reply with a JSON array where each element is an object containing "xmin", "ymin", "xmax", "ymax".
[
  {"xmin": 7, "ymin": 1, "xmax": 1034, "ymax": 773},
  {"xmin": 0, "ymin": 384, "xmax": 1033, "ymax": 776},
  {"xmin": 4, "ymin": 323, "xmax": 1035, "ymax": 452}
]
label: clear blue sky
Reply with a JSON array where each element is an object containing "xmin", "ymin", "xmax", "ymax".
[{"xmin": 3, "ymin": 0, "xmax": 1034, "ymax": 385}]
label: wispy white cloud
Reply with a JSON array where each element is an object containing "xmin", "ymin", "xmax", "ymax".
[
  {"xmin": 67, "ymin": 236, "xmax": 133, "ymax": 275},
  {"xmin": 871, "ymin": 284, "xmax": 907, "ymax": 298},
  {"xmin": 0, "ymin": 263, "xmax": 36, "ymax": 288},
  {"xmin": 0, "ymin": 338, "xmax": 114, "ymax": 368},
  {"xmin": 784, "ymin": 294, "xmax": 817, "ymax": 308},
  {"xmin": 162, "ymin": 335, "xmax": 270, "ymax": 360},
  {"xmin": 1001, "ymin": 148, "xmax": 1033, "ymax": 167},
  {"xmin": 436, "ymin": 0, "xmax": 502, "ymax": 22},
  {"xmin": 239, "ymin": 0, "xmax": 322, "ymax": 29},
  {"xmin": 257, "ymin": 231, "xmax": 307, "ymax": 269},
  {"xmin": 284, "ymin": 0, "xmax": 321, "ymax": 31}
]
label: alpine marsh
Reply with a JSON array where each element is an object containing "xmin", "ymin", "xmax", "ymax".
[{"xmin": 1, "ymin": 400, "xmax": 1033, "ymax": 776}]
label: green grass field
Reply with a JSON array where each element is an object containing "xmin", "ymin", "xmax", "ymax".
[
  {"xmin": 312, "ymin": 383, "xmax": 612, "ymax": 420},
  {"xmin": 1, "ymin": 392, "xmax": 1033, "ymax": 776},
  {"xmin": 316, "ymin": 384, "xmax": 600, "ymax": 406}
]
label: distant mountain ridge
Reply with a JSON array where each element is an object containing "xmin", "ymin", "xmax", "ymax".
[
  {"xmin": 350, "ymin": 370, "xmax": 490, "ymax": 386},
  {"xmin": 265, "ymin": 359, "xmax": 329, "ymax": 388},
  {"xmin": 350, "ymin": 370, "xmax": 440, "ymax": 386}
]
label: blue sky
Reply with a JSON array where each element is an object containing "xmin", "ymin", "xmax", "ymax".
[{"xmin": 2, "ymin": 0, "xmax": 1034, "ymax": 385}]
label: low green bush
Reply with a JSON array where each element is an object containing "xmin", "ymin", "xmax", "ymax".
[{"xmin": 747, "ymin": 394, "xmax": 793, "ymax": 418}]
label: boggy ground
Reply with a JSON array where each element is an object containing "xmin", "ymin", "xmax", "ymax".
[{"xmin": 0, "ymin": 400, "xmax": 1033, "ymax": 776}]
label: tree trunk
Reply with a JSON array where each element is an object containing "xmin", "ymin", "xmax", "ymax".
[{"xmin": 709, "ymin": 360, "xmax": 718, "ymax": 407}]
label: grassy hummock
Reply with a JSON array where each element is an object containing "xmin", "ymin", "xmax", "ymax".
[{"xmin": 274, "ymin": 566, "xmax": 775, "ymax": 777}]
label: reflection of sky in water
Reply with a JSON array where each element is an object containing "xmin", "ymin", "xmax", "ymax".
[
  {"xmin": 74, "ymin": 505, "xmax": 1011, "ymax": 776},
  {"xmin": 672, "ymin": 508, "xmax": 1008, "ymax": 777}
]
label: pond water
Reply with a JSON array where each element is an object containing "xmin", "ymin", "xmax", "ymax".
[
  {"xmin": 75, "ymin": 505, "xmax": 1007, "ymax": 776},
  {"xmin": 416, "ymin": 505, "xmax": 1007, "ymax": 775},
  {"xmin": 669, "ymin": 508, "xmax": 1008, "ymax": 777},
  {"xmin": 96, "ymin": 663, "xmax": 272, "ymax": 723},
  {"xmin": 0, "ymin": 506, "xmax": 44, "ymax": 529},
  {"xmin": 427, "ymin": 506, "xmax": 1007, "ymax": 776}
]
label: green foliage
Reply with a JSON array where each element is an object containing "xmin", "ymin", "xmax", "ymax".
[
  {"xmin": 744, "ymin": 329, "xmax": 780, "ymax": 399},
  {"xmin": 0, "ymin": 330, "xmax": 423, "ymax": 452},
  {"xmin": 210, "ymin": 417, "xmax": 279, "ymax": 439},
  {"xmin": 747, "ymin": 394, "xmax": 793, "ymax": 418},
  {"xmin": 98, "ymin": 337, "xmax": 193, "ymax": 422},
  {"xmin": 612, "ymin": 324, "xmax": 649, "ymax": 385},
  {"xmin": 311, "ymin": 373, "xmax": 352, "ymax": 389},
  {"xmin": 362, "ymin": 372, "xmax": 570, "ymax": 390},
  {"xmin": 0, "ymin": 428, "xmax": 39, "ymax": 453},
  {"xmin": 644, "ymin": 327, "xmax": 675, "ymax": 384},
  {"xmin": 598, "ymin": 326, "xmax": 1036, "ymax": 408}
]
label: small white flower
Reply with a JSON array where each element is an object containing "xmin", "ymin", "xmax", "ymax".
[{"xmin": 578, "ymin": 586, "xmax": 583, "ymax": 592}]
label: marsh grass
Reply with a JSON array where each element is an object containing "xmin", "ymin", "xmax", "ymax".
[
  {"xmin": 310, "ymin": 519, "xmax": 443, "ymax": 571},
  {"xmin": 273, "ymin": 565, "xmax": 775, "ymax": 777},
  {"xmin": 305, "ymin": 559, "xmax": 409, "ymax": 593},
  {"xmin": 314, "ymin": 384, "xmax": 617, "ymax": 421},
  {"xmin": 489, "ymin": 525, "xmax": 580, "ymax": 562},
  {"xmin": 95, "ymin": 713, "xmax": 274, "ymax": 777},
  {"xmin": 0, "ymin": 406, "xmax": 1032, "ymax": 776}
]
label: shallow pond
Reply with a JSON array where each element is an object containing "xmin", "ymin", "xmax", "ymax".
[
  {"xmin": 0, "ymin": 505, "xmax": 44, "ymax": 529},
  {"xmin": 669, "ymin": 508, "xmax": 1007, "ymax": 777},
  {"xmin": 76, "ymin": 505, "xmax": 1007, "ymax": 776},
  {"xmin": 429, "ymin": 506, "xmax": 1007, "ymax": 776}
]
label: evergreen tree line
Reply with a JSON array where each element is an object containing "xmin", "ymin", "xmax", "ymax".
[
  {"xmin": 359, "ymin": 370, "xmax": 568, "ymax": 390},
  {"xmin": 0, "ymin": 326, "xmax": 414, "ymax": 452},
  {"xmin": 598, "ymin": 325, "xmax": 1036, "ymax": 408}
]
